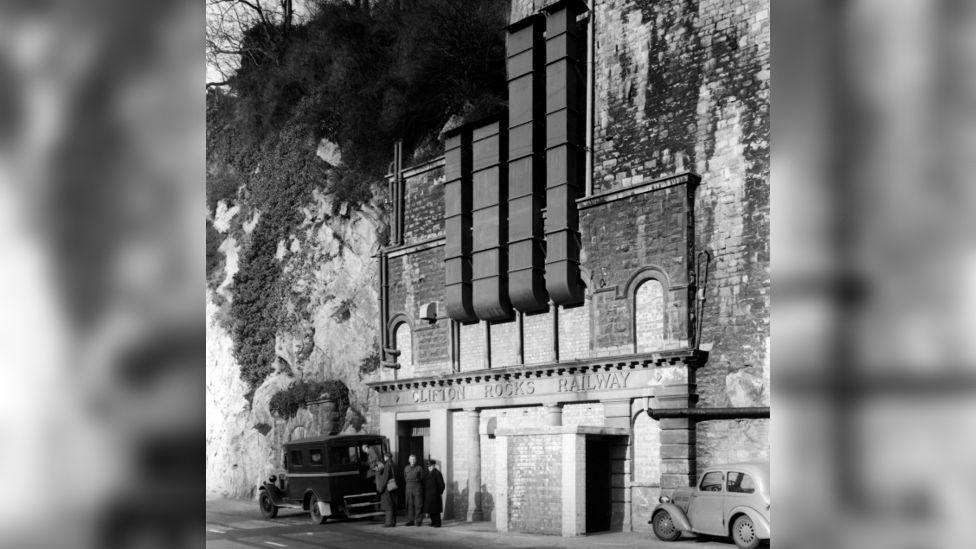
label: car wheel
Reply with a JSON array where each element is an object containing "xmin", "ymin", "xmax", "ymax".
[
  {"xmin": 308, "ymin": 495, "xmax": 327, "ymax": 525},
  {"xmin": 652, "ymin": 510, "xmax": 681, "ymax": 541},
  {"xmin": 731, "ymin": 515, "xmax": 760, "ymax": 549},
  {"xmin": 258, "ymin": 491, "xmax": 278, "ymax": 519}
]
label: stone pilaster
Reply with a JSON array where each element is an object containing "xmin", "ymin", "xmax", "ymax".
[
  {"xmin": 654, "ymin": 384, "xmax": 698, "ymax": 489},
  {"xmin": 465, "ymin": 409, "xmax": 484, "ymax": 521},
  {"xmin": 561, "ymin": 432, "xmax": 585, "ymax": 536},
  {"xmin": 495, "ymin": 434, "xmax": 510, "ymax": 532}
]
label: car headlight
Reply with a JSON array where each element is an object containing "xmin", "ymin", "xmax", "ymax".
[{"xmin": 659, "ymin": 496, "xmax": 671, "ymax": 504}]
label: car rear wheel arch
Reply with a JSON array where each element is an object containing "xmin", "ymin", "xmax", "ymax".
[{"xmin": 729, "ymin": 513, "xmax": 761, "ymax": 549}]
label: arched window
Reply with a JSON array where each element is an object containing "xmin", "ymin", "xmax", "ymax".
[
  {"xmin": 635, "ymin": 278, "xmax": 665, "ymax": 352},
  {"xmin": 393, "ymin": 322, "xmax": 413, "ymax": 376},
  {"xmin": 632, "ymin": 412, "xmax": 661, "ymax": 486}
]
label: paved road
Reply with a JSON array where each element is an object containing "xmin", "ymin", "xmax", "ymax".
[{"xmin": 206, "ymin": 497, "xmax": 741, "ymax": 549}]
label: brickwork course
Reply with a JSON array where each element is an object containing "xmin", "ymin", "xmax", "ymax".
[{"xmin": 373, "ymin": 0, "xmax": 769, "ymax": 537}]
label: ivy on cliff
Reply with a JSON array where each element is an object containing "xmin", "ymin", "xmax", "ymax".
[{"xmin": 206, "ymin": 0, "xmax": 509, "ymax": 398}]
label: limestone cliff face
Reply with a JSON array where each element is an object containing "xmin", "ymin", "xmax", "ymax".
[{"xmin": 206, "ymin": 188, "xmax": 386, "ymax": 498}]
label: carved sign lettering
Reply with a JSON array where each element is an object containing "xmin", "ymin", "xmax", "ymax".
[
  {"xmin": 407, "ymin": 370, "xmax": 635, "ymax": 405},
  {"xmin": 557, "ymin": 371, "xmax": 631, "ymax": 393}
]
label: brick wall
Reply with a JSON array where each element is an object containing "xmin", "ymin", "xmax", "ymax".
[
  {"xmin": 508, "ymin": 434, "xmax": 563, "ymax": 534},
  {"xmin": 480, "ymin": 407, "xmax": 548, "ymax": 521},
  {"xmin": 383, "ymin": 0, "xmax": 770, "ymax": 530},
  {"xmin": 490, "ymin": 319, "xmax": 519, "ymax": 368},
  {"xmin": 387, "ymin": 246, "xmax": 449, "ymax": 377},
  {"xmin": 460, "ymin": 322, "xmax": 486, "ymax": 371},
  {"xmin": 631, "ymin": 411, "xmax": 662, "ymax": 532},
  {"xmin": 557, "ymin": 303, "xmax": 590, "ymax": 360},
  {"xmin": 589, "ymin": 0, "xmax": 769, "ymax": 408},
  {"xmin": 581, "ymin": 181, "xmax": 694, "ymax": 355},
  {"xmin": 522, "ymin": 309, "xmax": 555, "ymax": 364},
  {"xmin": 385, "ymin": 0, "xmax": 769, "ymax": 391},
  {"xmin": 562, "ymin": 402, "xmax": 605, "ymax": 427},
  {"xmin": 394, "ymin": 323, "xmax": 414, "ymax": 377},
  {"xmin": 635, "ymin": 278, "xmax": 664, "ymax": 351},
  {"xmin": 402, "ymin": 164, "xmax": 445, "ymax": 243}
]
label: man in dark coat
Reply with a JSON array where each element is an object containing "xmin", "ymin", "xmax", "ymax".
[
  {"xmin": 422, "ymin": 459, "xmax": 445, "ymax": 527},
  {"xmin": 374, "ymin": 452, "xmax": 396, "ymax": 527},
  {"xmin": 402, "ymin": 454, "xmax": 426, "ymax": 526}
]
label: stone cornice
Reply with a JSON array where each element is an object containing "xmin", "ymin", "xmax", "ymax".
[
  {"xmin": 576, "ymin": 172, "xmax": 701, "ymax": 211},
  {"xmin": 366, "ymin": 348, "xmax": 708, "ymax": 392},
  {"xmin": 494, "ymin": 425, "xmax": 630, "ymax": 437},
  {"xmin": 383, "ymin": 236, "xmax": 445, "ymax": 258}
]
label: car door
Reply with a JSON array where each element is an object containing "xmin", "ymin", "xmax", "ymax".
[
  {"xmin": 688, "ymin": 470, "xmax": 726, "ymax": 535},
  {"xmin": 286, "ymin": 448, "xmax": 307, "ymax": 502},
  {"xmin": 724, "ymin": 470, "xmax": 761, "ymax": 521}
]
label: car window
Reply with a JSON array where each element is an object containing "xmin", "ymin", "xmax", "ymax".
[
  {"xmin": 699, "ymin": 471, "xmax": 724, "ymax": 492},
  {"xmin": 290, "ymin": 450, "xmax": 304, "ymax": 468},
  {"xmin": 309, "ymin": 449, "xmax": 324, "ymax": 466},
  {"xmin": 727, "ymin": 471, "xmax": 756, "ymax": 493},
  {"xmin": 329, "ymin": 444, "xmax": 360, "ymax": 467}
]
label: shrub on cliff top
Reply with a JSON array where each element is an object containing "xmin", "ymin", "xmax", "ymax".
[{"xmin": 268, "ymin": 379, "xmax": 351, "ymax": 422}]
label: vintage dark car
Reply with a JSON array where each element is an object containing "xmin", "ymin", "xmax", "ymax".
[
  {"xmin": 650, "ymin": 461, "xmax": 770, "ymax": 549},
  {"xmin": 257, "ymin": 434, "xmax": 389, "ymax": 524}
]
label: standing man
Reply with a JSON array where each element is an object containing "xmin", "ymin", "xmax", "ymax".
[
  {"xmin": 361, "ymin": 443, "xmax": 381, "ymax": 479},
  {"xmin": 375, "ymin": 452, "xmax": 397, "ymax": 527},
  {"xmin": 402, "ymin": 454, "xmax": 426, "ymax": 526},
  {"xmin": 423, "ymin": 459, "xmax": 445, "ymax": 527}
]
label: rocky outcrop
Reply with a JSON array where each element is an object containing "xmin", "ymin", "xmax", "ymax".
[{"xmin": 206, "ymin": 188, "xmax": 386, "ymax": 498}]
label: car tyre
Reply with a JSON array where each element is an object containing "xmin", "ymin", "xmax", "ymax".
[
  {"xmin": 731, "ymin": 514, "xmax": 760, "ymax": 549},
  {"xmin": 652, "ymin": 510, "xmax": 681, "ymax": 542},
  {"xmin": 258, "ymin": 491, "xmax": 278, "ymax": 519},
  {"xmin": 308, "ymin": 495, "xmax": 328, "ymax": 525}
]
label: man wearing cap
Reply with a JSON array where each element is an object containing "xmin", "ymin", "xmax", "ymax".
[{"xmin": 422, "ymin": 459, "xmax": 445, "ymax": 527}]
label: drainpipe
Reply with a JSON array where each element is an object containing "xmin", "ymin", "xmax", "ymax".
[
  {"xmin": 379, "ymin": 251, "xmax": 388, "ymax": 352},
  {"xmin": 584, "ymin": 5, "xmax": 594, "ymax": 197},
  {"xmin": 649, "ymin": 407, "xmax": 770, "ymax": 420}
]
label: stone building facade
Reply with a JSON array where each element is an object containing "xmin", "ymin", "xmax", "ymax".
[{"xmin": 367, "ymin": 0, "xmax": 769, "ymax": 536}]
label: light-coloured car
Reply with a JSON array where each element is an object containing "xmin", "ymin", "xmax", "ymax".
[{"xmin": 650, "ymin": 461, "xmax": 770, "ymax": 549}]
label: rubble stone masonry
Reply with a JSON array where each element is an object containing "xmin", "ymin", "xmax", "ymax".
[{"xmin": 378, "ymin": 0, "xmax": 769, "ymax": 533}]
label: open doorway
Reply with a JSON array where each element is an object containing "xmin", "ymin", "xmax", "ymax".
[
  {"xmin": 585, "ymin": 436, "xmax": 612, "ymax": 533},
  {"xmin": 396, "ymin": 419, "xmax": 430, "ymax": 510}
]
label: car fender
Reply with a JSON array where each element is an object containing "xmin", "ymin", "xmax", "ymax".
[
  {"xmin": 650, "ymin": 503, "xmax": 693, "ymax": 533},
  {"xmin": 303, "ymin": 489, "xmax": 332, "ymax": 517},
  {"xmin": 728, "ymin": 506, "xmax": 771, "ymax": 539},
  {"xmin": 258, "ymin": 484, "xmax": 286, "ymax": 506}
]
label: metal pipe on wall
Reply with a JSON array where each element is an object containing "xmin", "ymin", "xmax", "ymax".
[
  {"xmin": 649, "ymin": 407, "xmax": 770, "ymax": 420},
  {"xmin": 584, "ymin": 5, "xmax": 594, "ymax": 197}
]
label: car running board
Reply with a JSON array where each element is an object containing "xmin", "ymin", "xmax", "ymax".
[{"xmin": 343, "ymin": 492, "xmax": 381, "ymax": 519}]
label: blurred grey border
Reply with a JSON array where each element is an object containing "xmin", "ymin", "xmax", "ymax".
[
  {"xmin": 0, "ymin": 0, "xmax": 974, "ymax": 548},
  {"xmin": 773, "ymin": 1, "xmax": 976, "ymax": 548},
  {"xmin": 0, "ymin": 0, "xmax": 203, "ymax": 548}
]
